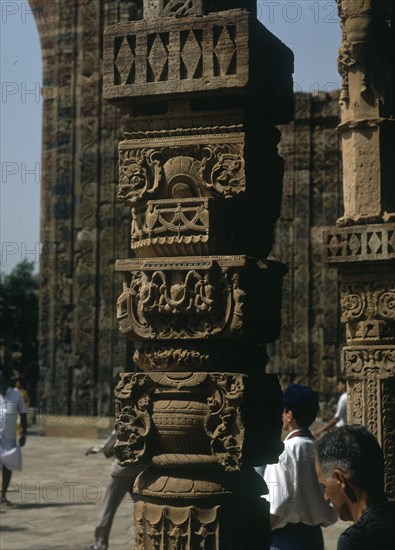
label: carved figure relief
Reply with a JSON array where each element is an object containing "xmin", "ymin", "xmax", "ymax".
[
  {"xmin": 118, "ymin": 135, "xmax": 246, "ymax": 205},
  {"xmin": 119, "ymin": 149, "xmax": 162, "ymax": 203},
  {"xmin": 119, "ymin": 264, "xmax": 231, "ymax": 339}
]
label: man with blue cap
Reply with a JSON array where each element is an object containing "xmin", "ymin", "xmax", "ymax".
[{"xmin": 263, "ymin": 384, "xmax": 337, "ymax": 549}]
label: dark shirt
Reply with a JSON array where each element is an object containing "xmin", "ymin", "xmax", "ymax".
[{"xmin": 338, "ymin": 503, "xmax": 395, "ymax": 550}]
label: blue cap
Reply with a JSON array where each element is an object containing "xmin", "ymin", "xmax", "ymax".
[{"xmin": 283, "ymin": 384, "xmax": 318, "ymax": 415}]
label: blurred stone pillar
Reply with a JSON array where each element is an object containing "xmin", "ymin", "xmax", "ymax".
[
  {"xmin": 325, "ymin": 0, "xmax": 395, "ymax": 499},
  {"xmin": 104, "ymin": 1, "xmax": 294, "ymax": 547}
]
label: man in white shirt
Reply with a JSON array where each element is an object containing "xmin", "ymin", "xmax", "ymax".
[
  {"xmin": 263, "ymin": 384, "xmax": 338, "ymax": 549},
  {"xmin": 0, "ymin": 370, "xmax": 27, "ymax": 505},
  {"xmin": 314, "ymin": 378, "xmax": 347, "ymax": 438}
]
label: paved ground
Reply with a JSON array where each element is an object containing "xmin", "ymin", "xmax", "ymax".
[{"xmin": 0, "ymin": 432, "xmax": 349, "ymax": 550}]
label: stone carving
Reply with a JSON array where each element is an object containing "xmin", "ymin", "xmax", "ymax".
[
  {"xmin": 325, "ymin": 225, "xmax": 395, "ymax": 263},
  {"xmin": 135, "ymin": 502, "xmax": 219, "ymax": 549},
  {"xmin": 344, "ymin": 347, "xmax": 395, "ymax": 378},
  {"xmin": 131, "ymin": 198, "xmax": 210, "ymax": 256},
  {"xmin": 116, "ymin": 257, "xmax": 284, "ymax": 341},
  {"xmin": 343, "ymin": 346, "xmax": 395, "ymax": 498},
  {"xmin": 163, "ymin": 0, "xmax": 201, "ymax": 17},
  {"xmin": 104, "ymin": 11, "xmax": 249, "ymax": 100},
  {"xmin": 132, "ymin": 342, "xmax": 269, "ymax": 372},
  {"xmin": 119, "ymin": 149, "xmax": 162, "ymax": 203},
  {"xmin": 114, "ymin": 371, "xmax": 245, "ymax": 471},
  {"xmin": 382, "ymin": 380, "xmax": 395, "ymax": 500},
  {"xmin": 340, "ymin": 280, "xmax": 395, "ymax": 344},
  {"xmin": 117, "ymin": 265, "xmax": 230, "ymax": 339},
  {"xmin": 337, "ymin": 0, "xmax": 373, "ymax": 102},
  {"xmin": 118, "ymin": 134, "xmax": 246, "ymax": 205}
]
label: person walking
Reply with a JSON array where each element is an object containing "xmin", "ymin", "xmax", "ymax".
[
  {"xmin": 85, "ymin": 430, "xmax": 143, "ymax": 550},
  {"xmin": 0, "ymin": 370, "xmax": 27, "ymax": 505},
  {"xmin": 315, "ymin": 425, "xmax": 395, "ymax": 549},
  {"xmin": 263, "ymin": 384, "xmax": 338, "ymax": 549},
  {"xmin": 314, "ymin": 378, "xmax": 347, "ymax": 438}
]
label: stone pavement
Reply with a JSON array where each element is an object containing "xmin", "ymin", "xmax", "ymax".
[{"xmin": 0, "ymin": 433, "xmax": 349, "ymax": 550}]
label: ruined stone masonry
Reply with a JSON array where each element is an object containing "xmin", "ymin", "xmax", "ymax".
[
  {"xmin": 29, "ymin": 0, "xmax": 134, "ymax": 417},
  {"xmin": 104, "ymin": 0, "xmax": 293, "ymax": 546},
  {"xmin": 325, "ymin": 0, "xmax": 395, "ymax": 499}
]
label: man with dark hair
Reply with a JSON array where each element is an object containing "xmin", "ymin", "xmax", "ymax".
[
  {"xmin": 263, "ymin": 384, "xmax": 337, "ymax": 549},
  {"xmin": 315, "ymin": 425, "xmax": 395, "ymax": 549}
]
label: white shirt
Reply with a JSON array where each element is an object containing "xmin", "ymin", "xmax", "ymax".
[
  {"xmin": 335, "ymin": 392, "xmax": 347, "ymax": 427},
  {"xmin": 263, "ymin": 430, "xmax": 338, "ymax": 530},
  {"xmin": 0, "ymin": 387, "xmax": 26, "ymax": 442}
]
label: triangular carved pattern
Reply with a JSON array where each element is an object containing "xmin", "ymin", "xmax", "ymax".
[
  {"xmin": 147, "ymin": 33, "xmax": 169, "ymax": 82},
  {"xmin": 347, "ymin": 233, "xmax": 361, "ymax": 255},
  {"xmin": 213, "ymin": 25, "xmax": 237, "ymax": 77},
  {"xmin": 328, "ymin": 234, "xmax": 341, "ymax": 256},
  {"xmin": 367, "ymin": 232, "xmax": 382, "ymax": 255},
  {"xmin": 115, "ymin": 36, "xmax": 136, "ymax": 85},
  {"xmin": 180, "ymin": 30, "xmax": 203, "ymax": 79},
  {"xmin": 389, "ymin": 231, "xmax": 395, "ymax": 253}
]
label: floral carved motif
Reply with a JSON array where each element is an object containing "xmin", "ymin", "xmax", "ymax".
[
  {"xmin": 205, "ymin": 373, "xmax": 244, "ymax": 471},
  {"xmin": 134, "ymin": 502, "xmax": 219, "ymax": 550},
  {"xmin": 118, "ymin": 137, "xmax": 246, "ymax": 205},
  {"xmin": 340, "ymin": 280, "xmax": 395, "ymax": 344},
  {"xmin": 114, "ymin": 373, "xmax": 153, "ymax": 464}
]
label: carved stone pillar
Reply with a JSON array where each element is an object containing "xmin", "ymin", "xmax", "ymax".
[
  {"xmin": 325, "ymin": 0, "xmax": 395, "ymax": 499},
  {"xmin": 104, "ymin": 1, "xmax": 294, "ymax": 546}
]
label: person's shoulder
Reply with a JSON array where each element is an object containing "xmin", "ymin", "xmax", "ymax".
[
  {"xmin": 337, "ymin": 527, "xmax": 364, "ymax": 550},
  {"xmin": 339, "ymin": 504, "xmax": 395, "ymax": 549}
]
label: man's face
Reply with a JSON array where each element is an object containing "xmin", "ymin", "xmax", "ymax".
[
  {"xmin": 337, "ymin": 381, "xmax": 346, "ymax": 394},
  {"xmin": 315, "ymin": 459, "xmax": 353, "ymax": 521},
  {"xmin": 282, "ymin": 408, "xmax": 292, "ymax": 431}
]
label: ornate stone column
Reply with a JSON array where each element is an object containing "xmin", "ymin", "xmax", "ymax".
[
  {"xmin": 104, "ymin": 1, "xmax": 294, "ymax": 546},
  {"xmin": 325, "ymin": 0, "xmax": 395, "ymax": 499}
]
